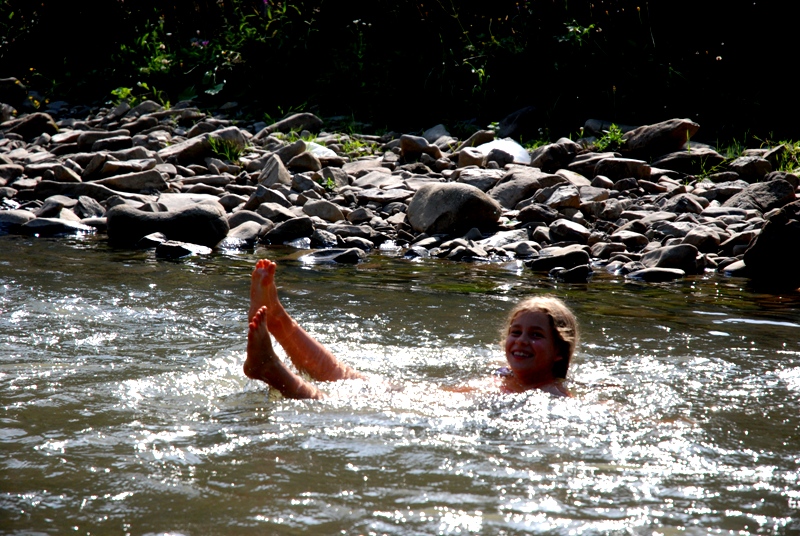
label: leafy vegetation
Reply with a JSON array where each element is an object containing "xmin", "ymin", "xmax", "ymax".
[
  {"xmin": 0, "ymin": 1, "xmax": 794, "ymax": 140},
  {"xmin": 594, "ymin": 124, "xmax": 625, "ymax": 152}
]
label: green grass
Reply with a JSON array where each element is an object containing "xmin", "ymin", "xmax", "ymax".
[
  {"xmin": 207, "ymin": 136, "xmax": 246, "ymax": 163},
  {"xmin": 594, "ymin": 124, "xmax": 624, "ymax": 152}
]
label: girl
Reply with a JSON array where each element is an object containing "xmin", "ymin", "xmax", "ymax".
[{"xmin": 244, "ymin": 259, "xmax": 578, "ymax": 398}]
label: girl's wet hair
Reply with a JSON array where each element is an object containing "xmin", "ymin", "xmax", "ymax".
[{"xmin": 503, "ymin": 295, "xmax": 579, "ymax": 379}]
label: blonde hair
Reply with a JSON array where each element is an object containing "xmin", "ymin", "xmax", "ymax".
[{"xmin": 503, "ymin": 295, "xmax": 579, "ymax": 379}]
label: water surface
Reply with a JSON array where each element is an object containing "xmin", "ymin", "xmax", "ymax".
[{"xmin": 1, "ymin": 235, "xmax": 799, "ymax": 535}]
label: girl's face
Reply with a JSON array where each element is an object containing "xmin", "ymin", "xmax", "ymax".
[{"xmin": 504, "ymin": 311, "xmax": 563, "ymax": 386}]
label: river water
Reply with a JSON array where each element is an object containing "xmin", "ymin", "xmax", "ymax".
[{"xmin": 1, "ymin": 234, "xmax": 799, "ymax": 535}]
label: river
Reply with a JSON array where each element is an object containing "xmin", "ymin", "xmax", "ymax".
[{"xmin": 1, "ymin": 234, "xmax": 799, "ymax": 535}]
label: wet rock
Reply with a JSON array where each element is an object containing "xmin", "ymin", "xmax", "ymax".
[
  {"xmin": 0, "ymin": 209, "xmax": 36, "ymax": 230},
  {"xmin": 549, "ymin": 218, "xmax": 590, "ymax": 244},
  {"xmin": 525, "ymin": 245, "xmax": 590, "ymax": 271},
  {"xmin": 740, "ymin": 200, "xmax": 800, "ymax": 289},
  {"xmin": 640, "ymin": 243, "xmax": 702, "ymax": 274},
  {"xmin": 626, "ymin": 267, "xmax": 686, "ymax": 282},
  {"xmin": 407, "ymin": 182, "xmax": 502, "ymax": 235},
  {"xmin": 300, "ymin": 247, "xmax": 366, "ymax": 264},
  {"xmin": 106, "ymin": 200, "xmax": 229, "ymax": 247},
  {"xmin": 263, "ymin": 216, "xmax": 314, "ymax": 244},
  {"xmin": 20, "ymin": 217, "xmax": 94, "ymax": 236},
  {"xmin": 517, "ymin": 203, "xmax": 560, "ymax": 225},
  {"xmin": 155, "ymin": 240, "xmax": 213, "ymax": 258},
  {"xmin": 550, "ymin": 264, "xmax": 593, "ymax": 283}
]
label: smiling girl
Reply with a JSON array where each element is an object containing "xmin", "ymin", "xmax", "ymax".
[{"xmin": 244, "ymin": 259, "xmax": 579, "ymax": 399}]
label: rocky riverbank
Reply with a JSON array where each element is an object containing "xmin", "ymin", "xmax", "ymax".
[{"xmin": 1, "ymin": 100, "xmax": 799, "ymax": 290}]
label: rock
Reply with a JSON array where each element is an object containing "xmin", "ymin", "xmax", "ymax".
[
  {"xmin": 764, "ymin": 171, "xmax": 799, "ymax": 189},
  {"xmin": 263, "ymin": 216, "xmax": 314, "ymax": 244},
  {"xmin": 458, "ymin": 147, "xmax": 486, "ymax": 168},
  {"xmin": 660, "ymin": 193, "xmax": 706, "ymax": 214},
  {"xmin": 275, "ymin": 140, "xmax": 307, "ymax": 164},
  {"xmin": 454, "ymin": 168, "xmax": 505, "ymax": 192},
  {"xmin": 259, "ymin": 113, "xmax": 323, "ymax": 135},
  {"xmin": 474, "ymin": 138, "xmax": 531, "ymax": 164},
  {"xmin": 728, "ymin": 155, "xmax": 772, "ymax": 182},
  {"xmin": 650, "ymin": 147, "xmax": 725, "ymax": 175},
  {"xmin": 489, "ymin": 167, "xmax": 564, "ymax": 209},
  {"xmin": 400, "ymin": 134, "xmax": 443, "ymax": 160},
  {"xmin": 155, "ymin": 240, "xmax": 213, "ymax": 258},
  {"xmin": 741, "ymin": 200, "xmax": 800, "ymax": 289},
  {"xmin": 526, "ymin": 143, "xmax": 571, "ymax": 173},
  {"xmin": 34, "ymin": 180, "xmax": 152, "ymax": 204},
  {"xmin": 626, "ymin": 267, "xmax": 686, "ymax": 282},
  {"xmin": 299, "ymin": 248, "xmax": 366, "ymax": 264},
  {"xmin": 610, "ymin": 230, "xmax": 649, "ymax": 251},
  {"xmin": 497, "ymin": 106, "xmax": 538, "ymax": 140},
  {"xmin": 556, "ymin": 169, "xmax": 592, "ymax": 188},
  {"xmin": 406, "ymin": 182, "xmax": 502, "ymax": 235},
  {"xmin": 682, "ymin": 225, "xmax": 724, "ymax": 253},
  {"xmin": 622, "ymin": 118, "xmax": 700, "ymax": 158},
  {"xmin": 356, "ymin": 188, "xmax": 414, "ymax": 204},
  {"xmin": 538, "ymin": 184, "xmax": 581, "ymax": 210},
  {"xmin": 567, "ymin": 152, "xmax": 617, "ymax": 177},
  {"xmin": 302, "ymin": 199, "xmax": 344, "ymax": 222},
  {"xmin": 2, "ymin": 112, "xmax": 59, "ymax": 141},
  {"xmin": 221, "ymin": 220, "xmax": 262, "ymax": 248},
  {"xmin": 0, "ymin": 209, "xmax": 36, "ymax": 230},
  {"xmin": 549, "ymin": 218, "xmax": 590, "ymax": 243},
  {"xmin": 518, "ymin": 203, "xmax": 560, "ymax": 224},
  {"xmin": 525, "ymin": 245, "xmax": 590, "ymax": 271},
  {"xmin": 722, "ymin": 179, "xmax": 796, "ymax": 214},
  {"xmin": 243, "ymin": 184, "xmax": 292, "ymax": 211},
  {"xmin": 313, "ymin": 167, "xmax": 350, "ymax": 190},
  {"xmin": 550, "ymin": 264, "xmax": 593, "ymax": 283},
  {"xmin": 257, "ymin": 154, "xmax": 293, "ymax": 187},
  {"xmin": 594, "ymin": 157, "xmax": 651, "ymax": 181},
  {"xmin": 257, "ymin": 202, "xmax": 296, "ymax": 222},
  {"xmin": 422, "ymin": 124, "xmax": 450, "ymax": 144},
  {"xmin": 50, "ymin": 165, "xmax": 82, "ymax": 183},
  {"xmin": 19, "ymin": 217, "xmax": 94, "ymax": 236},
  {"xmin": 93, "ymin": 169, "xmax": 168, "ymax": 192},
  {"xmin": 106, "ymin": 201, "xmax": 229, "ymax": 247},
  {"xmin": 640, "ymin": 244, "xmax": 702, "ymax": 274}
]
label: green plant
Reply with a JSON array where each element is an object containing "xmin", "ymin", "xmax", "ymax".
[
  {"xmin": 264, "ymin": 102, "xmax": 307, "ymax": 126},
  {"xmin": 110, "ymin": 81, "xmax": 169, "ymax": 107},
  {"xmin": 594, "ymin": 124, "xmax": 624, "ymax": 152},
  {"xmin": 557, "ymin": 20, "xmax": 596, "ymax": 48},
  {"xmin": 208, "ymin": 136, "xmax": 245, "ymax": 163}
]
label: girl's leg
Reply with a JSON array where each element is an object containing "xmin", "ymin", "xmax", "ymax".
[
  {"xmin": 244, "ymin": 306, "xmax": 323, "ymax": 399},
  {"xmin": 249, "ymin": 259, "xmax": 364, "ymax": 382}
]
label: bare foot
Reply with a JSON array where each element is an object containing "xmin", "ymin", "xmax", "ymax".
[
  {"xmin": 244, "ymin": 306, "xmax": 322, "ymax": 399},
  {"xmin": 243, "ymin": 305, "xmax": 283, "ymax": 382},
  {"xmin": 248, "ymin": 259, "xmax": 279, "ymax": 321}
]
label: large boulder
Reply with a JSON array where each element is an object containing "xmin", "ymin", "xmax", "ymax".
[
  {"xmin": 640, "ymin": 244, "xmax": 703, "ymax": 274},
  {"xmin": 622, "ymin": 118, "xmax": 700, "ymax": 158},
  {"xmin": 106, "ymin": 200, "xmax": 229, "ymax": 247},
  {"xmin": 489, "ymin": 167, "xmax": 563, "ymax": 209},
  {"xmin": 407, "ymin": 183, "xmax": 502, "ymax": 235},
  {"xmin": 741, "ymin": 200, "xmax": 800, "ymax": 289},
  {"xmin": 722, "ymin": 179, "xmax": 796, "ymax": 214}
]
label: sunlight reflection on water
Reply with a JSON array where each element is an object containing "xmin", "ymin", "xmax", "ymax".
[{"xmin": 1, "ymin": 236, "xmax": 799, "ymax": 534}]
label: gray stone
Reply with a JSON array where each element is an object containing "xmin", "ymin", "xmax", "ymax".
[
  {"xmin": 660, "ymin": 193, "xmax": 706, "ymax": 214},
  {"xmin": 549, "ymin": 218, "xmax": 590, "ymax": 243},
  {"xmin": 106, "ymin": 200, "xmax": 229, "ymax": 247},
  {"xmin": 20, "ymin": 217, "xmax": 95, "ymax": 236},
  {"xmin": 155, "ymin": 240, "xmax": 213, "ymax": 258},
  {"xmin": 454, "ymin": 168, "xmax": 505, "ymax": 192},
  {"xmin": 529, "ymin": 143, "xmax": 572, "ymax": 173},
  {"xmin": 302, "ymin": 199, "xmax": 344, "ymax": 222},
  {"xmin": 625, "ymin": 267, "xmax": 686, "ymax": 282},
  {"xmin": 741, "ymin": 200, "xmax": 800, "ymax": 289},
  {"xmin": 622, "ymin": 118, "xmax": 700, "ymax": 158},
  {"xmin": 594, "ymin": 157, "xmax": 651, "ymax": 181},
  {"xmin": 2, "ymin": 112, "xmax": 59, "ymax": 141},
  {"xmin": 400, "ymin": 134, "xmax": 443, "ymax": 160},
  {"xmin": 722, "ymin": 179, "xmax": 796, "ymax": 214},
  {"xmin": 256, "ymin": 202, "xmax": 296, "ymax": 222},
  {"xmin": 0, "ymin": 209, "xmax": 36, "ymax": 229},
  {"xmin": 258, "ymin": 113, "xmax": 323, "ymax": 135},
  {"xmin": 650, "ymin": 147, "xmax": 725, "ymax": 175},
  {"xmin": 489, "ymin": 167, "xmax": 564, "ymax": 209},
  {"xmin": 538, "ymin": 184, "xmax": 580, "ymax": 210},
  {"xmin": 263, "ymin": 216, "xmax": 315, "ymax": 244},
  {"xmin": 525, "ymin": 245, "xmax": 590, "ymax": 271},
  {"xmin": 640, "ymin": 244, "xmax": 702, "ymax": 274},
  {"xmin": 299, "ymin": 247, "xmax": 366, "ymax": 264},
  {"xmin": 458, "ymin": 147, "xmax": 485, "ymax": 168},
  {"xmin": 729, "ymin": 155, "xmax": 771, "ymax": 182},
  {"xmin": 94, "ymin": 169, "xmax": 168, "ymax": 192},
  {"xmin": 257, "ymin": 154, "xmax": 293, "ymax": 187},
  {"xmin": 407, "ymin": 182, "xmax": 502, "ymax": 234},
  {"xmin": 356, "ymin": 188, "xmax": 414, "ymax": 204}
]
